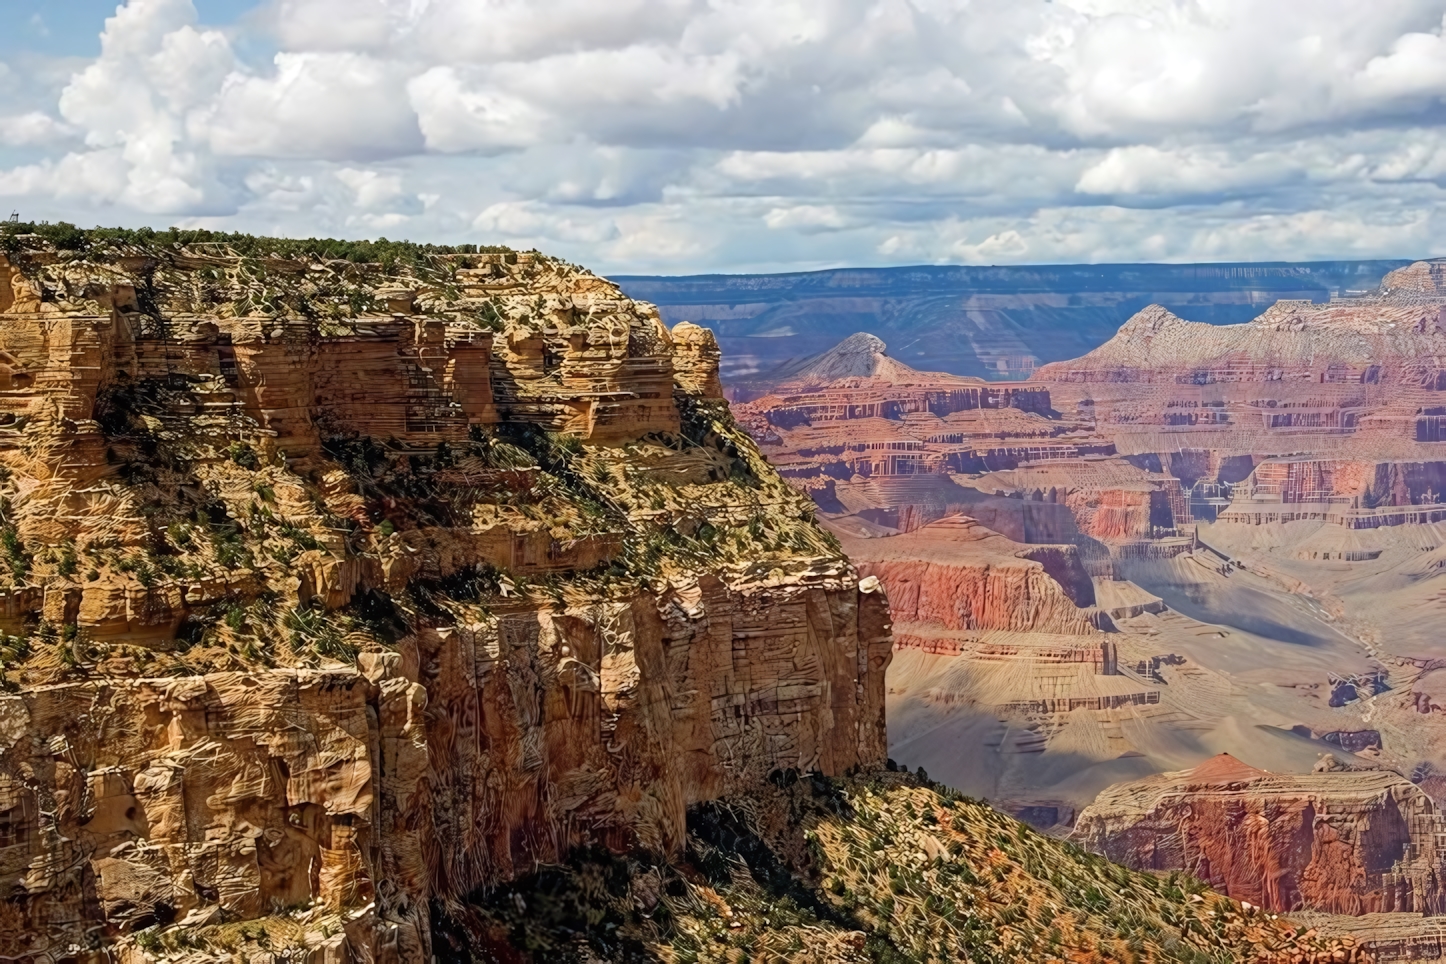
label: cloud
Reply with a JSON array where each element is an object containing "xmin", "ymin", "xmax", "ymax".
[
  {"xmin": 34, "ymin": 0, "xmax": 235, "ymax": 213},
  {"xmin": 764, "ymin": 203, "xmax": 849, "ymax": 231},
  {"xmin": 407, "ymin": 67, "xmax": 553, "ymax": 153},
  {"xmin": 6, "ymin": 0, "xmax": 1446, "ymax": 272},
  {"xmin": 203, "ymin": 52, "xmax": 423, "ymax": 159},
  {"xmin": 335, "ymin": 167, "xmax": 404, "ymax": 208},
  {"xmin": 1353, "ymin": 15, "xmax": 1446, "ymax": 108},
  {"xmin": 472, "ymin": 200, "xmax": 621, "ymax": 246},
  {"xmin": 1074, "ymin": 145, "xmax": 1299, "ymax": 199},
  {"xmin": 0, "ymin": 112, "xmax": 75, "ymax": 147}
]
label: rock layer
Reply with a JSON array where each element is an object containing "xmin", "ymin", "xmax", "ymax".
[
  {"xmin": 1074, "ymin": 754, "xmax": 1446, "ymax": 916},
  {"xmin": 0, "ymin": 232, "xmax": 890, "ymax": 962},
  {"xmin": 842, "ymin": 516, "xmax": 1105, "ymax": 637},
  {"xmin": 736, "ymin": 261, "xmax": 1446, "ymax": 953}
]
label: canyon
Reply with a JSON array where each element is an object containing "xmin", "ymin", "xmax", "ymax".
[
  {"xmin": 733, "ymin": 258, "xmax": 1446, "ymax": 960},
  {"xmin": 1075, "ymin": 753, "xmax": 1446, "ymax": 917},
  {"xmin": 0, "ymin": 226, "xmax": 1356, "ymax": 964}
]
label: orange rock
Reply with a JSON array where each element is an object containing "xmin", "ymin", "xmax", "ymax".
[{"xmin": 1075, "ymin": 754, "xmax": 1446, "ymax": 915}]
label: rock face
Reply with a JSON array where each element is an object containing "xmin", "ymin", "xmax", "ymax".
[
  {"xmin": 1074, "ymin": 754, "xmax": 1446, "ymax": 916},
  {"xmin": 728, "ymin": 333, "xmax": 1154, "ymax": 547},
  {"xmin": 843, "ymin": 516, "xmax": 1105, "ymax": 637},
  {"xmin": 0, "ymin": 232, "xmax": 890, "ymax": 962},
  {"xmin": 1075, "ymin": 751, "xmax": 1446, "ymax": 919},
  {"xmin": 1035, "ymin": 294, "xmax": 1446, "ymax": 461}
]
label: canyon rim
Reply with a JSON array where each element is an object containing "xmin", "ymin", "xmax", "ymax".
[{"xmin": 0, "ymin": 224, "xmax": 1376, "ymax": 964}]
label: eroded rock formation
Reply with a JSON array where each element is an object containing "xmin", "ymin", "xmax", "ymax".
[
  {"xmin": 0, "ymin": 234, "xmax": 890, "ymax": 962},
  {"xmin": 1074, "ymin": 754, "xmax": 1446, "ymax": 917},
  {"xmin": 842, "ymin": 516, "xmax": 1105, "ymax": 637},
  {"xmin": 736, "ymin": 262, "xmax": 1446, "ymax": 957}
]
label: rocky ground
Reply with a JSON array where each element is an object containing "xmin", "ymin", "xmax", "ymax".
[{"xmin": 444, "ymin": 770, "xmax": 1369, "ymax": 964}]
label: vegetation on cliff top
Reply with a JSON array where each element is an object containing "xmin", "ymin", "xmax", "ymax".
[
  {"xmin": 0, "ymin": 219, "xmax": 516, "ymax": 264},
  {"xmin": 0, "ymin": 369, "xmax": 837, "ymax": 688}
]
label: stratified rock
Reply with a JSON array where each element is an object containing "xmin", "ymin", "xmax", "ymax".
[
  {"xmin": 1074, "ymin": 754, "xmax": 1446, "ymax": 916},
  {"xmin": 840, "ymin": 516, "xmax": 1106, "ymax": 636},
  {"xmin": 0, "ymin": 232, "xmax": 891, "ymax": 962},
  {"xmin": 1034, "ymin": 275, "xmax": 1446, "ymax": 467}
]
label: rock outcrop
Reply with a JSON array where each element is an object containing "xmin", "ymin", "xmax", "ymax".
[
  {"xmin": 1034, "ymin": 286, "xmax": 1446, "ymax": 464},
  {"xmin": 842, "ymin": 516, "xmax": 1105, "ymax": 637},
  {"xmin": 0, "ymin": 230, "xmax": 891, "ymax": 962},
  {"xmin": 1075, "ymin": 754, "xmax": 1446, "ymax": 916},
  {"xmin": 730, "ymin": 332, "xmax": 1191, "ymax": 554}
]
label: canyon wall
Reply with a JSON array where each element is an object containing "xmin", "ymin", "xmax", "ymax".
[
  {"xmin": 1034, "ymin": 298, "xmax": 1446, "ymax": 462},
  {"xmin": 0, "ymin": 237, "xmax": 890, "ymax": 962},
  {"xmin": 616, "ymin": 259, "xmax": 1405, "ymax": 384},
  {"xmin": 1075, "ymin": 755, "xmax": 1446, "ymax": 917},
  {"xmin": 7, "ymin": 576, "xmax": 889, "ymax": 960},
  {"xmin": 734, "ymin": 263, "xmax": 1446, "ymax": 959},
  {"xmin": 843, "ymin": 517, "xmax": 1103, "ymax": 637}
]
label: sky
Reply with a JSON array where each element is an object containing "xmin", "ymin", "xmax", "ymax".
[{"xmin": 5, "ymin": 1, "xmax": 1446, "ymax": 274}]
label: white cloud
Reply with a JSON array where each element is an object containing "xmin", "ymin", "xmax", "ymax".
[
  {"xmin": 262, "ymin": 0, "xmax": 397, "ymax": 52},
  {"xmin": 6, "ymin": 0, "xmax": 1446, "ymax": 272},
  {"xmin": 243, "ymin": 166, "xmax": 319, "ymax": 210},
  {"xmin": 32, "ymin": 0, "xmax": 234, "ymax": 212},
  {"xmin": 408, "ymin": 67, "xmax": 553, "ymax": 153},
  {"xmin": 1353, "ymin": 16, "xmax": 1446, "ymax": 107},
  {"xmin": 204, "ymin": 52, "xmax": 422, "ymax": 159},
  {"xmin": 335, "ymin": 168, "xmax": 404, "ymax": 209},
  {"xmin": 764, "ymin": 203, "xmax": 848, "ymax": 231},
  {"xmin": 472, "ymin": 200, "xmax": 621, "ymax": 245},
  {"xmin": 0, "ymin": 112, "xmax": 75, "ymax": 147},
  {"xmin": 1074, "ymin": 145, "xmax": 1298, "ymax": 198}
]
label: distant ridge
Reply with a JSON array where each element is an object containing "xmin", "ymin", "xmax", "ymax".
[
  {"xmin": 760, "ymin": 331, "xmax": 976, "ymax": 388},
  {"xmin": 614, "ymin": 259, "xmax": 1409, "ymax": 383}
]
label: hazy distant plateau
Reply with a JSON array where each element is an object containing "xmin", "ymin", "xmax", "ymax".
[{"xmin": 615, "ymin": 259, "xmax": 1408, "ymax": 384}]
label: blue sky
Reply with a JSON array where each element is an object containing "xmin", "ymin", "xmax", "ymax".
[
  {"xmin": 0, "ymin": 0, "xmax": 254, "ymax": 56},
  {"xmin": 5, "ymin": 0, "xmax": 1446, "ymax": 274}
]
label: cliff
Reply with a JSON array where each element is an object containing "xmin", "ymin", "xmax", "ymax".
[
  {"xmin": 1035, "ymin": 300, "xmax": 1446, "ymax": 382},
  {"xmin": 0, "ymin": 228, "xmax": 890, "ymax": 962},
  {"xmin": 1074, "ymin": 754, "xmax": 1446, "ymax": 917},
  {"xmin": 728, "ymin": 266, "xmax": 1446, "ymax": 960},
  {"xmin": 1033, "ymin": 275, "xmax": 1446, "ymax": 461},
  {"xmin": 839, "ymin": 516, "xmax": 1106, "ymax": 637}
]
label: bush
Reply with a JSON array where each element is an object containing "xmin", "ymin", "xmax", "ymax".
[{"xmin": 228, "ymin": 442, "xmax": 259, "ymax": 470}]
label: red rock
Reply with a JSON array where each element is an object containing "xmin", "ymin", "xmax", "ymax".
[
  {"xmin": 1074, "ymin": 754, "xmax": 1446, "ymax": 915},
  {"xmin": 839, "ymin": 516, "xmax": 1106, "ymax": 637}
]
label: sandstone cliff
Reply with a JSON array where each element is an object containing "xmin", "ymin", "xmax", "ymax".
[
  {"xmin": 0, "ymin": 229, "xmax": 890, "ymax": 962},
  {"xmin": 1075, "ymin": 754, "xmax": 1446, "ymax": 917},
  {"xmin": 1033, "ymin": 274, "xmax": 1446, "ymax": 462},
  {"xmin": 839, "ymin": 516, "xmax": 1106, "ymax": 637}
]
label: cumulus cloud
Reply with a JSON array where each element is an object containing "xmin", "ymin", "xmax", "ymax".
[
  {"xmin": 473, "ymin": 200, "xmax": 622, "ymax": 245},
  {"xmin": 764, "ymin": 203, "xmax": 849, "ymax": 231},
  {"xmin": 1074, "ymin": 145, "xmax": 1299, "ymax": 199},
  {"xmin": 35, "ymin": 0, "xmax": 235, "ymax": 213},
  {"xmin": 7, "ymin": 0, "xmax": 1446, "ymax": 271},
  {"xmin": 0, "ymin": 112, "xmax": 75, "ymax": 147},
  {"xmin": 203, "ymin": 52, "xmax": 423, "ymax": 159}
]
